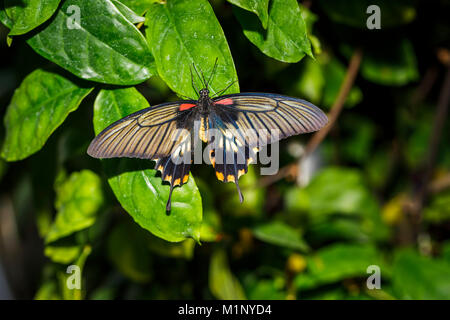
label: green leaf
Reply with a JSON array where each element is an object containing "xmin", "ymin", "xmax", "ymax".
[
  {"xmin": 243, "ymin": 273, "xmax": 286, "ymax": 300},
  {"xmin": 44, "ymin": 245, "xmax": 81, "ymax": 264},
  {"xmin": 46, "ymin": 170, "xmax": 103, "ymax": 243},
  {"xmin": 392, "ymin": 249, "xmax": 450, "ymax": 299},
  {"xmin": 295, "ymin": 244, "xmax": 383, "ymax": 291},
  {"xmin": 253, "ymin": 221, "xmax": 309, "ymax": 252},
  {"xmin": 34, "ymin": 280, "xmax": 61, "ymax": 300},
  {"xmin": 423, "ymin": 189, "xmax": 450, "ymax": 224},
  {"xmin": 0, "ymin": 3, "xmax": 13, "ymax": 29},
  {"xmin": 118, "ymin": 0, "xmax": 158, "ymax": 15},
  {"xmin": 318, "ymin": 0, "xmax": 416, "ymax": 28},
  {"xmin": 107, "ymin": 221, "xmax": 153, "ymax": 283},
  {"xmin": 145, "ymin": 0, "xmax": 239, "ymax": 98},
  {"xmin": 111, "ymin": 0, "xmax": 145, "ymax": 24},
  {"xmin": 233, "ymin": 0, "xmax": 312, "ymax": 63},
  {"xmin": 209, "ymin": 249, "xmax": 246, "ymax": 300},
  {"xmin": 4, "ymin": 0, "xmax": 60, "ymax": 36},
  {"xmin": 1, "ymin": 69, "xmax": 93, "ymax": 161},
  {"xmin": 355, "ymin": 39, "xmax": 419, "ymax": 86},
  {"xmin": 59, "ymin": 245, "xmax": 91, "ymax": 300},
  {"xmin": 286, "ymin": 167, "xmax": 372, "ymax": 216},
  {"xmin": 227, "ymin": 0, "xmax": 269, "ymax": 29},
  {"xmin": 93, "ymin": 87, "xmax": 203, "ymax": 242},
  {"xmin": 27, "ymin": 0, "xmax": 155, "ymax": 85}
]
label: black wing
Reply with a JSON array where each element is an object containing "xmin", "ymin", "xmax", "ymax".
[
  {"xmin": 87, "ymin": 101, "xmax": 197, "ymax": 211},
  {"xmin": 88, "ymin": 101, "xmax": 196, "ymax": 160},
  {"xmin": 207, "ymin": 93, "xmax": 327, "ymax": 200},
  {"xmin": 211, "ymin": 93, "xmax": 328, "ymax": 147}
]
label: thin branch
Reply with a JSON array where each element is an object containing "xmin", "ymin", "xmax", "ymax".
[
  {"xmin": 304, "ymin": 47, "xmax": 363, "ymax": 156},
  {"xmin": 410, "ymin": 65, "xmax": 450, "ymax": 218}
]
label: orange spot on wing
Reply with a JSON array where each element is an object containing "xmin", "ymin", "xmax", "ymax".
[
  {"xmin": 180, "ymin": 103, "xmax": 196, "ymax": 111},
  {"xmin": 215, "ymin": 98, "xmax": 233, "ymax": 105}
]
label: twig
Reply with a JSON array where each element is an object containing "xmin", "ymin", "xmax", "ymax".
[
  {"xmin": 260, "ymin": 48, "xmax": 363, "ymax": 186},
  {"xmin": 304, "ymin": 47, "xmax": 363, "ymax": 156},
  {"xmin": 410, "ymin": 65, "xmax": 450, "ymax": 218},
  {"xmin": 428, "ymin": 173, "xmax": 450, "ymax": 194}
]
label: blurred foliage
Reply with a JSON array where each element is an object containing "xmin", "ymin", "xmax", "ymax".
[{"xmin": 0, "ymin": 0, "xmax": 449, "ymax": 300}]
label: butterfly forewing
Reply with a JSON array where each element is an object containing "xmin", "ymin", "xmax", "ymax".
[
  {"xmin": 87, "ymin": 101, "xmax": 196, "ymax": 160},
  {"xmin": 212, "ymin": 93, "xmax": 328, "ymax": 147}
]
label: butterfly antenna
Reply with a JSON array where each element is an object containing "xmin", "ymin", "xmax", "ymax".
[
  {"xmin": 211, "ymin": 79, "xmax": 238, "ymax": 98},
  {"xmin": 192, "ymin": 63, "xmax": 206, "ymax": 88},
  {"xmin": 206, "ymin": 57, "xmax": 219, "ymax": 89},
  {"xmin": 235, "ymin": 179, "xmax": 244, "ymax": 203},
  {"xmin": 189, "ymin": 65, "xmax": 200, "ymax": 97}
]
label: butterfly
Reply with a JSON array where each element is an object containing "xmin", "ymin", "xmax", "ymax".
[{"xmin": 88, "ymin": 61, "xmax": 328, "ymax": 211}]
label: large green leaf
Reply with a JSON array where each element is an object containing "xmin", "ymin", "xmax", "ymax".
[
  {"xmin": 253, "ymin": 221, "xmax": 309, "ymax": 252},
  {"xmin": 392, "ymin": 249, "xmax": 450, "ymax": 299},
  {"xmin": 93, "ymin": 87, "xmax": 202, "ymax": 242},
  {"xmin": 1, "ymin": 69, "xmax": 93, "ymax": 161},
  {"xmin": 26, "ymin": 0, "xmax": 155, "ymax": 85},
  {"xmin": 295, "ymin": 244, "xmax": 383, "ymax": 291},
  {"xmin": 209, "ymin": 249, "xmax": 246, "ymax": 300},
  {"xmin": 46, "ymin": 170, "xmax": 104, "ymax": 243},
  {"xmin": 3, "ymin": 0, "xmax": 60, "ymax": 36},
  {"xmin": 118, "ymin": 0, "xmax": 157, "ymax": 15},
  {"xmin": 0, "ymin": 3, "xmax": 13, "ymax": 29},
  {"xmin": 233, "ymin": 0, "xmax": 312, "ymax": 63},
  {"xmin": 111, "ymin": 0, "xmax": 145, "ymax": 24},
  {"xmin": 227, "ymin": 0, "xmax": 269, "ymax": 29},
  {"xmin": 145, "ymin": 0, "xmax": 239, "ymax": 98}
]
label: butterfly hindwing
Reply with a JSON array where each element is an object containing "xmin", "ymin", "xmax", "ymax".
[{"xmin": 207, "ymin": 114, "xmax": 257, "ymax": 202}]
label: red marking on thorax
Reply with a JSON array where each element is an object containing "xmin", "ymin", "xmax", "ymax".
[
  {"xmin": 214, "ymin": 98, "xmax": 233, "ymax": 105},
  {"xmin": 179, "ymin": 103, "xmax": 197, "ymax": 111}
]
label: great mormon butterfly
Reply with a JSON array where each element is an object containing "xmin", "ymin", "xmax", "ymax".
[{"xmin": 88, "ymin": 62, "xmax": 328, "ymax": 211}]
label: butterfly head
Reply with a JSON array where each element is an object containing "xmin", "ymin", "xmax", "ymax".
[{"xmin": 199, "ymin": 88, "xmax": 210, "ymax": 98}]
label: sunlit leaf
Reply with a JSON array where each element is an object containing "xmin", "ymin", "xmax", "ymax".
[
  {"xmin": 145, "ymin": 0, "xmax": 239, "ymax": 98},
  {"xmin": 233, "ymin": 0, "xmax": 312, "ymax": 63},
  {"xmin": 34, "ymin": 280, "xmax": 61, "ymax": 300},
  {"xmin": 27, "ymin": 0, "xmax": 155, "ymax": 85},
  {"xmin": 93, "ymin": 87, "xmax": 202, "ymax": 242},
  {"xmin": 4, "ymin": 0, "xmax": 60, "ymax": 36},
  {"xmin": 59, "ymin": 245, "xmax": 91, "ymax": 300},
  {"xmin": 1, "ymin": 69, "xmax": 93, "ymax": 161},
  {"xmin": 44, "ymin": 245, "xmax": 81, "ymax": 264},
  {"xmin": 392, "ymin": 249, "xmax": 450, "ymax": 299},
  {"xmin": 112, "ymin": 0, "xmax": 145, "ymax": 24},
  {"xmin": 118, "ymin": 0, "xmax": 158, "ymax": 15},
  {"xmin": 253, "ymin": 221, "xmax": 309, "ymax": 252},
  {"xmin": 227, "ymin": 0, "xmax": 269, "ymax": 29},
  {"xmin": 46, "ymin": 170, "xmax": 103, "ymax": 243}
]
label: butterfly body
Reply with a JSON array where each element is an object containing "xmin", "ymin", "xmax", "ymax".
[{"xmin": 88, "ymin": 89, "xmax": 328, "ymax": 212}]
